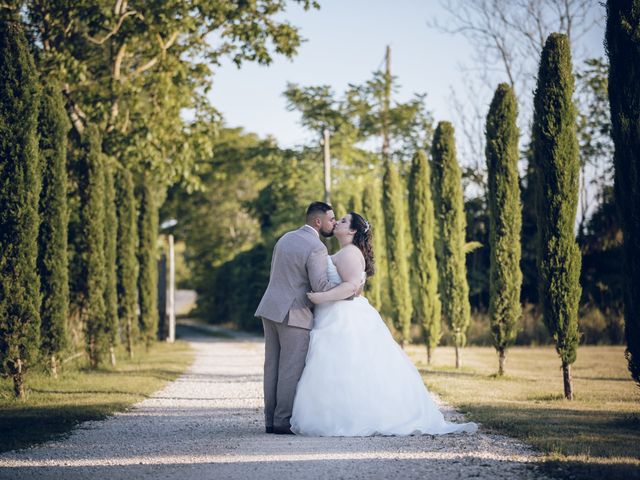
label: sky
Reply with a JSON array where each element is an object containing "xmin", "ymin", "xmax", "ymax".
[{"xmin": 206, "ymin": 0, "xmax": 606, "ymax": 150}]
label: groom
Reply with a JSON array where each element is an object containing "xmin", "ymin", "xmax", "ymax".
[{"xmin": 255, "ymin": 202, "xmax": 338, "ymax": 434}]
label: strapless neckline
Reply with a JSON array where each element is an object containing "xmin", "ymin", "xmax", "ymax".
[{"xmin": 327, "ymin": 256, "xmax": 366, "ymax": 282}]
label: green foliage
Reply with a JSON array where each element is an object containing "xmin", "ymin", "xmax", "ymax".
[
  {"xmin": 80, "ymin": 125, "xmax": 109, "ymax": 367},
  {"xmin": 519, "ymin": 147, "xmax": 540, "ymax": 306},
  {"xmin": 408, "ymin": 150, "xmax": 441, "ymax": 360},
  {"xmin": 349, "ymin": 71, "xmax": 434, "ymax": 162},
  {"xmin": 114, "ymin": 167, "xmax": 138, "ymax": 355},
  {"xmin": 532, "ymin": 33, "xmax": 581, "ymax": 375},
  {"xmin": 431, "ymin": 122, "xmax": 471, "ymax": 352},
  {"xmin": 383, "ymin": 160, "xmax": 413, "ymax": 344},
  {"xmin": 37, "ymin": 81, "xmax": 70, "ymax": 368},
  {"xmin": 103, "ymin": 161, "xmax": 119, "ymax": 350},
  {"xmin": 0, "ymin": 18, "xmax": 42, "ymax": 396},
  {"xmin": 605, "ymin": 0, "xmax": 640, "ymax": 385},
  {"xmin": 485, "ymin": 83, "xmax": 522, "ymax": 372},
  {"xmin": 26, "ymin": 0, "xmax": 319, "ymax": 188},
  {"xmin": 137, "ymin": 176, "xmax": 159, "ymax": 346},
  {"xmin": 579, "ymin": 185, "xmax": 624, "ymax": 342},
  {"xmin": 162, "ymin": 128, "xmax": 323, "ymax": 329},
  {"xmin": 362, "ymin": 182, "xmax": 388, "ymax": 312}
]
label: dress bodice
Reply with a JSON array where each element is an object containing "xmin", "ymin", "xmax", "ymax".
[
  {"xmin": 327, "ymin": 256, "xmax": 343, "ymax": 284},
  {"xmin": 327, "ymin": 256, "xmax": 366, "ymax": 285}
]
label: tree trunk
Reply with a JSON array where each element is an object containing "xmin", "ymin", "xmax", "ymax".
[
  {"xmin": 427, "ymin": 345, "xmax": 432, "ymax": 365},
  {"xmin": 89, "ymin": 334, "xmax": 96, "ymax": 368},
  {"xmin": 126, "ymin": 318, "xmax": 134, "ymax": 359},
  {"xmin": 50, "ymin": 354, "xmax": 58, "ymax": 379},
  {"xmin": 13, "ymin": 358, "xmax": 25, "ymax": 399},
  {"xmin": 109, "ymin": 345, "xmax": 116, "ymax": 367},
  {"xmin": 455, "ymin": 344, "xmax": 461, "ymax": 368},
  {"xmin": 562, "ymin": 360, "xmax": 573, "ymax": 400},
  {"xmin": 498, "ymin": 349, "xmax": 506, "ymax": 376}
]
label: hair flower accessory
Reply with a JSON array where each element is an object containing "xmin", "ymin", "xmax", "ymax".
[{"xmin": 364, "ymin": 219, "xmax": 371, "ymax": 233}]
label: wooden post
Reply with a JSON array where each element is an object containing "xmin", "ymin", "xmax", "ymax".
[{"xmin": 168, "ymin": 233, "xmax": 175, "ymax": 343}]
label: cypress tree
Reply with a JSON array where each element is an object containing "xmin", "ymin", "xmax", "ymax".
[
  {"xmin": 115, "ymin": 167, "xmax": 138, "ymax": 357},
  {"xmin": 409, "ymin": 150, "xmax": 441, "ymax": 364},
  {"xmin": 37, "ymin": 82, "xmax": 70, "ymax": 378},
  {"xmin": 103, "ymin": 160, "xmax": 118, "ymax": 366},
  {"xmin": 431, "ymin": 121, "xmax": 470, "ymax": 369},
  {"xmin": 383, "ymin": 160, "xmax": 413, "ymax": 345},
  {"xmin": 0, "ymin": 18, "xmax": 42, "ymax": 398},
  {"xmin": 532, "ymin": 33, "xmax": 581, "ymax": 400},
  {"xmin": 80, "ymin": 125, "xmax": 109, "ymax": 368},
  {"xmin": 485, "ymin": 83, "xmax": 522, "ymax": 376},
  {"xmin": 348, "ymin": 190, "xmax": 363, "ymax": 215},
  {"xmin": 137, "ymin": 176, "xmax": 159, "ymax": 347},
  {"xmin": 605, "ymin": 0, "xmax": 640, "ymax": 386},
  {"xmin": 362, "ymin": 182, "xmax": 387, "ymax": 312}
]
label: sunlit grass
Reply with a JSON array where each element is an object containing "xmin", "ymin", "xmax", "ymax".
[
  {"xmin": 407, "ymin": 344, "xmax": 640, "ymax": 479},
  {"xmin": 0, "ymin": 340, "xmax": 194, "ymax": 453}
]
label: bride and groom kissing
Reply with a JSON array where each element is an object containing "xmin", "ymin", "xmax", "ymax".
[{"xmin": 255, "ymin": 201, "xmax": 477, "ymax": 437}]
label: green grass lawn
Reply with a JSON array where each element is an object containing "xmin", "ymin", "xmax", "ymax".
[
  {"xmin": 0, "ymin": 340, "xmax": 193, "ymax": 453},
  {"xmin": 407, "ymin": 344, "xmax": 640, "ymax": 480}
]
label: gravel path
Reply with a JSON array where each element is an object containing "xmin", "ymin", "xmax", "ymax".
[{"xmin": 0, "ymin": 325, "xmax": 553, "ymax": 480}]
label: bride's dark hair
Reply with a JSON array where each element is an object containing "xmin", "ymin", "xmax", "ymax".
[{"xmin": 349, "ymin": 212, "xmax": 375, "ymax": 277}]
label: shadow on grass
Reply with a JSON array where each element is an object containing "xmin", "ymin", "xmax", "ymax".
[
  {"xmin": 573, "ymin": 375, "xmax": 632, "ymax": 382},
  {"xmin": 417, "ymin": 368, "xmax": 485, "ymax": 379},
  {"xmin": 540, "ymin": 459, "xmax": 640, "ymax": 480},
  {"xmin": 30, "ymin": 388, "xmax": 152, "ymax": 397},
  {"xmin": 0, "ymin": 403, "xmax": 129, "ymax": 453},
  {"xmin": 458, "ymin": 402, "xmax": 640, "ymax": 461}
]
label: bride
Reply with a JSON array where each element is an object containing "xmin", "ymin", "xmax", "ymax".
[{"xmin": 290, "ymin": 212, "xmax": 477, "ymax": 437}]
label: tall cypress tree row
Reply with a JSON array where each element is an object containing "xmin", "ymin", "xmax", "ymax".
[
  {"xmin": 485, "ymin": 83, "xmax": 522, "ymax": 376},
  {"xmin": 409, "ymin": 150, "xmax": 441, "ymax": 364},
  {"xmin": 80, "ymin": 125, "xmax": 109, "ymax": 368},
  {"xmin": 137, "ymin": 176, "xmax": 159, "ymax": 347},
  {"xmin": 605, "ymin": 0, "xmax": 640, "ymax": 386},
  {"xmin": 37, "ymin": 82, "xmax": 70, "ymax": 378},
  {"xmin": 362, "ymin": 182, "xmax": 387, "ymax": 312},
  {"xmin": 431, "ymin": 121, "xmax": 470, "ymax": 369},
  {"xmin": 115, "ymin": 167, "xmax": 138, "ymax": 357},
  {"xmin": 383, "ymin": 160, "xmax": 413, "ymax": 345},
  {"xmin": 103, "ymin": 160, "xmax": 119, "ymax": 366},
  {"xmin": 0, "ymin": 18, "xmax": 42, "ymax": 398},
  {"xmin": 532, "ymin": 33, "xmax": 581, "ymax": 400}
]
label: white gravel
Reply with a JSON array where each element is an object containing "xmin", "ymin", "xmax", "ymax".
[{"xmin": 0, "ymin": 325, "xmax": 553, "ymax": 480}]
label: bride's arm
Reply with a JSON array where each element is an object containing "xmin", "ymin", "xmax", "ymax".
[{"xmin": 306, "ymin": 248, "xmax": 364, "ymax": 304}]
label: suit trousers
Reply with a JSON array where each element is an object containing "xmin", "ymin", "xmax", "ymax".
[{"xmin": 262, "ymin": 316, "xmax": 310, "ymax": 429}]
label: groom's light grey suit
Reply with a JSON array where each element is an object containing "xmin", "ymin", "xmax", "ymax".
[{"xmin": 255, "ymin": 225, "xmax": 337, "ymax": 430}]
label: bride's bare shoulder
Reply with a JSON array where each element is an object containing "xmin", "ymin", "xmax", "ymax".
[{"xmin": 335, "ymin": 245, "xmax": 364, "ymax": 267}]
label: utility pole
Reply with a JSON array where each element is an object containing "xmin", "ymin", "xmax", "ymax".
[
  {"xmin": 323, "ymin": 128, "xmax": 331, "ymax": 204},
  {"xmin": 382, "ymin": 45, "xmax": 391, "ymax": 162}
]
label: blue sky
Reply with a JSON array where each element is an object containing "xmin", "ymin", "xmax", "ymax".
[{"xmin": 207, "ymin": 0, "xmax": 606, "ymax": 150}]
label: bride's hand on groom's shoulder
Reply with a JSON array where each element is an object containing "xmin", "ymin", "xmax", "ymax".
[{"xmin": 307, "ymin": 291, "xmax": 322, "ymax": 304}]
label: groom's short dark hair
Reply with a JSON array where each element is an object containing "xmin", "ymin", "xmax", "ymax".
[{"xmin": 306, "ymin": 201, "xmax": 333, "ymax": 221}]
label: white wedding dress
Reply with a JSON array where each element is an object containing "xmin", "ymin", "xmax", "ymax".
[{"xmin": 290, "ymin": 257, "xmax": 478, "ymax": 437}]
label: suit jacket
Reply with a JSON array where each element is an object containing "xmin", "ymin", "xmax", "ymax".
[{"xmin": 255, "ymin": 226, "xmax": 337, "ymax": 330}]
